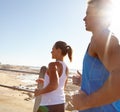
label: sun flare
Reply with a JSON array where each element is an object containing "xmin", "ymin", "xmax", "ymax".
[{"xmin": 109, "ymin": 0, "xmax": 120, "ymax": 40}]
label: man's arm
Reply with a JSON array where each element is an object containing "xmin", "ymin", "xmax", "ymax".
[{"xmin": 72, "ymin": 35, "xmax": 120, "ymax": 110}]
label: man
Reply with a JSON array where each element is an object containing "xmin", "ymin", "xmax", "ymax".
[{"xmin": 72, "ymin": 0, "xmax": 120, "ymax": 111}]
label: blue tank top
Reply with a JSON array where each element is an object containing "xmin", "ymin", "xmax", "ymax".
[{"xmin": 79, "ymin": 51, "xmax": 120, "ymax": 112}]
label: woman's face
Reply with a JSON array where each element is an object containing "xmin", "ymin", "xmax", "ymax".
[{"xmin": 51, "ymin": 46, "xmax": 60, "ymax": 59}]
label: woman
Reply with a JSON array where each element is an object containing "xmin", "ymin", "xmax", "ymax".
[{"xmin": 35, "ymin": 41, "xmax": 73, "ymax": 112}]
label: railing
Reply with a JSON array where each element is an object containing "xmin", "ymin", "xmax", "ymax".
[
  {"xmin": 0, "ymin": 66, "xmax": 73, "ymax": 93},
  {"xmin": 0, "ymin": 68, "xmax": 39, "ymax": 74},
  {"xmin": 0, "ymin": 84, "xmax": 34, "ymax": 93},
  {"xmin": 0, "ymin": 67, "xmax": 42, "ymax": 93}
]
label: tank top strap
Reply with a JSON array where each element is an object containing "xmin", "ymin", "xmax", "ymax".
[{"xmin": 57, "ymin": 61, "xmax": 67, "ymax": 77}]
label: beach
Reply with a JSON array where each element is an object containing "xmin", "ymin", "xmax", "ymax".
[
  {"xmin": 0, "ymin": 64, "xmax": 79, "ymax": 112},
  {"xmin": 0, "ymin": 70, "xmax": 34, "ymax": 112}
]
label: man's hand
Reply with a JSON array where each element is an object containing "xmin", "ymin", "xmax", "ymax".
[
  {"xmin": 72, "ymin": 70, "xmax": 82, "ymax": 86},
  {"xmin": 72, "ymin": 90, "xmax": 88, "ymax": 110}
]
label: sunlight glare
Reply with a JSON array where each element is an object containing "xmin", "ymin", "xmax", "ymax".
[{"xmin": 109, "ymin": 0, "xmax": 120, "ymax": 41}]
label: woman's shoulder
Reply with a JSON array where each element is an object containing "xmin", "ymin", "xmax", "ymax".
[
  {"xmin": 48, "ymin": 61, "xmax": 60, "ymax": 66},
  {"xmin": 48, "ymin": 61, "xmax": 62, "ymax": 70}
]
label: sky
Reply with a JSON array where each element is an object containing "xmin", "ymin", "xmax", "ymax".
[{"xmin": 1, "ymin": 0, "xmax": 119, "ymax": 70}]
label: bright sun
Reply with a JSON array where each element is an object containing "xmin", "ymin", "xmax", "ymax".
[{"xmin": 109, "ymin": 0, "xmax": 120, "ymax": 40}]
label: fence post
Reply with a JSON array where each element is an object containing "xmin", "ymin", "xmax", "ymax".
[{"xmin": 33, "ymin": 66, "xmax": 47, "ymax": 112}]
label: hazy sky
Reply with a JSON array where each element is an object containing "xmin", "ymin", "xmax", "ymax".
[{"xmin": 0, "ymin": 0, "xmax": 99, "ymax": 70}]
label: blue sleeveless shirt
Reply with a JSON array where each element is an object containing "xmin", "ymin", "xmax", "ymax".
[{"xmin": 79, "ymin": 51, "xmax": 120, "ymax": 112}]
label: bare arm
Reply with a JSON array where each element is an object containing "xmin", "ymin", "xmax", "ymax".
[
  {"xmin": 86, "ymin": 36, "xmax": 120, "ymax": 108},
  {"xmin": 72, "ymin": 35, "xmax": 120, "ymax": 110},
  {"xmin": 73, "ymin": 68, "xmax": 120, "ymax": 110},
  {"xmin": 35, "ymin": 62, "xmax": 59, "ymax": 96}
]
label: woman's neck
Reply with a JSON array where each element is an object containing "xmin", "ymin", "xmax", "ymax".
[{"xmin": 56, "ymin": 59, "xmax": 63, "ymax": 62}]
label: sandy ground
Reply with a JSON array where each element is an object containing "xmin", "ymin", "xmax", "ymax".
[
  {"xmin": 0, "ymin": 67, "xmax": 79, "ymax": 112},
  {"xmin": 0, "ymin": 71, "xmax": 34, "ymax": 112}
]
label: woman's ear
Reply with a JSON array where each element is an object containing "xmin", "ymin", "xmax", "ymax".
[{"xmin": 57, "ymin": 48, "xmax": 62, "ymax": 54}]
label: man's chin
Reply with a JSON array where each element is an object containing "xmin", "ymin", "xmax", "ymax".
[{"xmin": 85, "ymin": 28, "xmax": 92, "ymax": 32}]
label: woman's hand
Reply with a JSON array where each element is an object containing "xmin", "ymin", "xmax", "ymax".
[
  {"xmin": 34, "ymin": 89, "xmax": 41, "ymax": 97},
  {"xmin": 36, "ymin": 78, "xmax": 44, "ymax": 84}
]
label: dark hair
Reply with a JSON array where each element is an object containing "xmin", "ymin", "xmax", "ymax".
[{"xmin": 54, "ymin": 41, "xmax": 72, "ymax": 62}]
